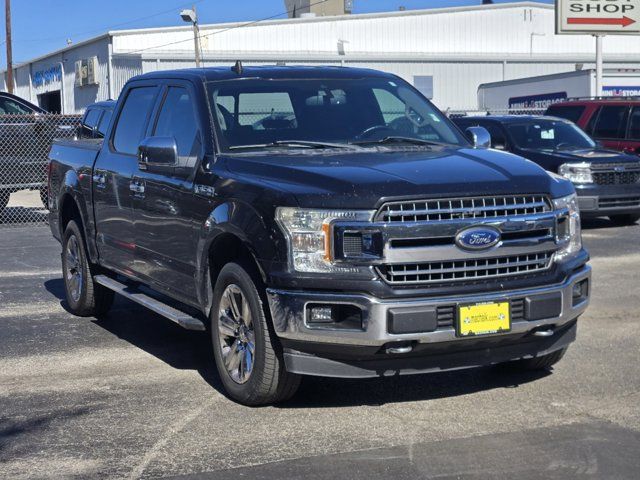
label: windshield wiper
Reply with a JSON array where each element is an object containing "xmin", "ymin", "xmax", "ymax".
[
  {"xmin": 351, "ymin": 136, "xmax": 449, "ymax": 147},
  {"xmin": 229, "ymin": 140, "xmax": 360, "ymax": 151}
]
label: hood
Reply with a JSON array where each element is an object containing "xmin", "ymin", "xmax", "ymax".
[
  {"xmin": 518, "ymin": 147, "xmax": 639, "ymax": 171},
  {"xmin": 222, "ymin": 146, "xmax": 574, "ymax": 209}
]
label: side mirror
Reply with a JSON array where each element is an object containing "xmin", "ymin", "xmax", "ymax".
[
  {"xmin": 465, "ymin": 126, "xmax": 492, "ymax": 149},
  {"xmin": 138, "ymin": 136, "xmax": 178, "ymax": 173}
]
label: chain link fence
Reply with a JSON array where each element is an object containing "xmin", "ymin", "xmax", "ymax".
[{"xmin": 0, "ymin": 114, "xmax": 81, "ymax": 228}]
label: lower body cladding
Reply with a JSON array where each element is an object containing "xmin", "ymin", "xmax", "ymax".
[
  {"xmin": 266, "ymin": 266, "xmax": 591, "ymax": 378},
  {"xmin": 575, "ymin": 184, "xmax": 640, "ymax": 217}
]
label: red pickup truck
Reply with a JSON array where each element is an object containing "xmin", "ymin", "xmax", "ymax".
[{"xmin": 546, "ymin": 99, "xmax": 640, "ymax": 155}]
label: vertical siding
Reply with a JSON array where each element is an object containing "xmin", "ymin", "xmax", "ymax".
[{"xmin": 111, "ymin": 57, "xmax": 143, "ymax": 99}]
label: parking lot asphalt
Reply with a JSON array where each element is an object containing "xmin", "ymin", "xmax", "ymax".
[{"xmin": 1, "ymin": 219, "xmax": 639, "ymax": 479}]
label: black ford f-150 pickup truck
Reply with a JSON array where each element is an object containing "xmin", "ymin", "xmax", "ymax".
[{"xmin": 48, "ymin": 67, "xmax": 591, "ymax": 405}]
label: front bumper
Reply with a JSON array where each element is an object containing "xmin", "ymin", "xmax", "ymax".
[
  {"xmin": 266, "ymin": 265, "xmax": 591, "ymax": 377},
  {"xmin": 575, "ymin": 183, "xmax": 640, "ymax": 216}
]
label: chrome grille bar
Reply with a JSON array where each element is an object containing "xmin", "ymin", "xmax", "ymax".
[
  {"xmin": 377, "ymin": 252, "xmax": 554, "ymax": 285},
  {"xmin": 378, "ymin": 195, "xmax": 551, "ymax": 223}
]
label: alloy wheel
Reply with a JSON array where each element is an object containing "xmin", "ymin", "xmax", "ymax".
[
  {"xmin": 218, "ymin": 284, "xmax": 255, "ymax": 384},
  {"xmin": 65, "ymin": 234, "xmax": 83, "ymax": 303}
]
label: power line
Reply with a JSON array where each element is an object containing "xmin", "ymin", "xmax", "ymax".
[
  {"xmin": 12, "ymin": 0, "xmax": 205, "ymax": 44},
  {"xmin": 122, "ymin": 0, "xmax": 329, "ymax": 56}
]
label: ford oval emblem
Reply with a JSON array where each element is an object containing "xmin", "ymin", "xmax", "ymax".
[{"xmin": 455, "ymin": 227, "xmax": 501, "ymax": 251}]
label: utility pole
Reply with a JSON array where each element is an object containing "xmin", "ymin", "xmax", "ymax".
[
  {"xmin": 595, "ymin": 35, "xmax": 604, "ymax": 97},
  {"xmin": 180, "ymin": 5, "xmax": 202, "ymax": 68},
  {"xmin": 5, "ymin": 0, "xmax": 13, "ymax": 93}
]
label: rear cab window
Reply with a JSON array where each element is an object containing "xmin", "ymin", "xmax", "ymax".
[
  {"xmin": 591, "ymin": 105, "xmax": 630, "ymax": 139},
  {"xmin": 546, "ymin": 105, "xmax": 585, "ymax": 124},
  {"xmin": 80, "ymin": 108, "xmax": 102, "ymax": 138},
  {"xmin": 97, "ymin": 109, "xmax": 113, "ymax": 137}
]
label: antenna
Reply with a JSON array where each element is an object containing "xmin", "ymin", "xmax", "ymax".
[{"xmin": 232, "ymin": 60, "xmax": 243, "ymax": 75}]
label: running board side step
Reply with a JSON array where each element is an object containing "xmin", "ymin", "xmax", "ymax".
[{"xmin": 94, "ymin": 275, "xmax": 206, "ymax": 331}]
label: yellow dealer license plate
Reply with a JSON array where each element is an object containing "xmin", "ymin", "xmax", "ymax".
[{"xmin": 457, "ymin": 301, "xmax": 510, "ymax": 337}]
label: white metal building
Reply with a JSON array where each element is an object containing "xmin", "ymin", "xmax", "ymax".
[{"xmin": 4, "ymin": 1, "xmax": 640, "ymax": 113}]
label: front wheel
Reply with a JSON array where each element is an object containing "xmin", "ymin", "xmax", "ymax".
[
  {"xmin": 62, "ymin": 220, "xmax": 114, "ymax": 317},
  {"xmin": 609, "ymin": 214, "xmax": 640, "ymax": 226},
  {"xmin": 210, "ymin": 262, "xmax": 300, "ymax": 406}
]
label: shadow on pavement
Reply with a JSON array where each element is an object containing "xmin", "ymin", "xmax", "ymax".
[{"xmin": 44, "ymin": 276, "xmax": 550, "ymax": 407}]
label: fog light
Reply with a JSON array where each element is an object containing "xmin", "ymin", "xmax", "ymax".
[
  {"xmin": 309, "ymin": 306, "xmax": 333, "ymax": 324},
  {"xmin": 306, "ymin": 304, "xmax": 364, "ymax": 330},
  {"xmin": 572, "ymin": 279, "xmax": 589, "ymax": 306}
]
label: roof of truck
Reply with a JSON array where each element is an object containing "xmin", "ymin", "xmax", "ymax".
[{"xmin": 136, "ymin": 65, "xmax": 396, "ymax": 82}]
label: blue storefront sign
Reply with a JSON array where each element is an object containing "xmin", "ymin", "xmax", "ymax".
[
  {"xmin": 33, "ymin": 65, "xmax": 62, "ymax": 87},
  {"xmin": 508, "ymin": 91, "xmax": 568, "ymax": 109},
  {"xmin": 603, "ymin": 86, "xmax": 640, "ymax": 97}
]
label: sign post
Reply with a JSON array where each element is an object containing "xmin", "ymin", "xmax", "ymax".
[{"xmin": 556, "ymin": 0, "xmax": 640, "ymax": 96}]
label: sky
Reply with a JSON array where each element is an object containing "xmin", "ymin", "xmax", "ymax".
[{"xmin": 0, "ymin": 0, "xmax": 553, "ymax": 65}]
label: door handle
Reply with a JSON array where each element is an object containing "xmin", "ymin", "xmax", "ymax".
[
  {"xmin": 93, "ymin": 173, "xmax": 107, "ymax": 188},
  {"xmin": 129, "ymin": 180, "xmax": 145, "ymax": 195}
]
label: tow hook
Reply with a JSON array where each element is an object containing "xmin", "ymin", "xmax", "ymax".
[
  {"xmin": 385, "ymin": 343, "xmax": 414, "ymax": 354},
  {"xmin": 533, "ymin": 328, "xmax": 555, "ymax": 337}
]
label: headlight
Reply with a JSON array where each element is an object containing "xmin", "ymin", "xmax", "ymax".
[
  {"xmin": 558, "ymin": 162, "xmax": 593, "ymax": 183},
  {"xmin": 553, "ymin": 194, "xmax": 582, "ymax": 261},
  {"xmin": 276, "ymin": 208, "xmax": 375, "ymax": 273}
]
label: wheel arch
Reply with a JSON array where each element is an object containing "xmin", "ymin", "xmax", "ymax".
[{"xmin": 196, "ymin": 200, "xmax": 283, "ymax": 317}]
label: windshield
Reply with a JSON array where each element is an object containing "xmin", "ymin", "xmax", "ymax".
[
  {"xmin": 207, "ymin": 77, "xmax": 468, "ymax": 152},
  {"xmin": 506, "ymin": 119, "xmax": 595, "ymax": 151}
]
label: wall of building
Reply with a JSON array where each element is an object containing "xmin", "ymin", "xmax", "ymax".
[
  {"xmin": 6, "ymin": 3, "xmax": 640, "ymax": 112},
  {"xmin": 2, "ymin": 38, "xmax": 111, "ymax": 113}
]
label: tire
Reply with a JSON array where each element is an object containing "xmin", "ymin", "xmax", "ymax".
[
  {"xmin": 210, "ymin": 262, "xmax": 300, "ymax": 406},
  {"xmin": 0, "ymin": 191, "xmax": 9, "ymax": 214},
  {"xmin": 507, "ymin": 347, "xmax": 567, "ymax": 372},
  {"xmin": 609, "ymin": 214, "xmax": 640, "ymax": 226},
  {"xmin": 62, "ymin": 220, "xmax": 114, "ymax": 317}
]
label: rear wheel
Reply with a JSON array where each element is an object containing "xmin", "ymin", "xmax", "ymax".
[
  {"xmin": 507, "ymin": 347, "xmax": 567, "ymax": 371},
  {"xmin": 62, "ymin": 220, "xmax": 114, "ymax": 317},
  {"xmin": 210, "ymin": 262, "xmax": 300, "ymax": 406},
  {"xmin": 609, "ymin": 214, "xmax": 640, "ymax": 226}
]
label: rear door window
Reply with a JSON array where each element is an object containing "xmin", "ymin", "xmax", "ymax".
[
  {"xmin": 546, "ymin": 105, "xmax": 585, "ymax": 123},
  {"xmin": 591, "ymin": 105, "xmax": 629, "ymax": 139},
  {"xmin": 112, "ymin": 87, "xmax": 157, "ymax": 155},
  {"xmin": 627, "ymin": 107, "xmax": 640, "ymax": 140}
]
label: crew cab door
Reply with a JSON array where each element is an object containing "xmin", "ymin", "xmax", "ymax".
[
  {"xmin": 130, "ymin": 82, "xmax": 208, "ymax": 300},
  {"xmin": 93, "ymin": 84, "xmax": 159, "ymax": 274}
]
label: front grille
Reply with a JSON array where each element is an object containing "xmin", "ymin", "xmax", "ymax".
[
  {"xmin": 593, "ymin": 171, "xmax": 640, "ymax": 185},
  {"xmin": 377, "ymin": 195, "xmax": 551, "ymax": 223},
  {"xmin": 591, "ymin": 163, "xmax": 640, "ymax": 186},
  {"xmin": 377, "ymin": 252, "xmax": 554, "ymax": 286},
  {"xmin": 599, "ymin": 196, "xmax": 640, "ymax": 208}
]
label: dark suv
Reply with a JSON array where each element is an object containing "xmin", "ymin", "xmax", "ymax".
[
  {"xmin": 453, "ymin": 115, "xmax": 640, "ymax": 225},
  {"xmin": 546, "ymin": 99, "xmax": 640, "ymax": 155}
]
